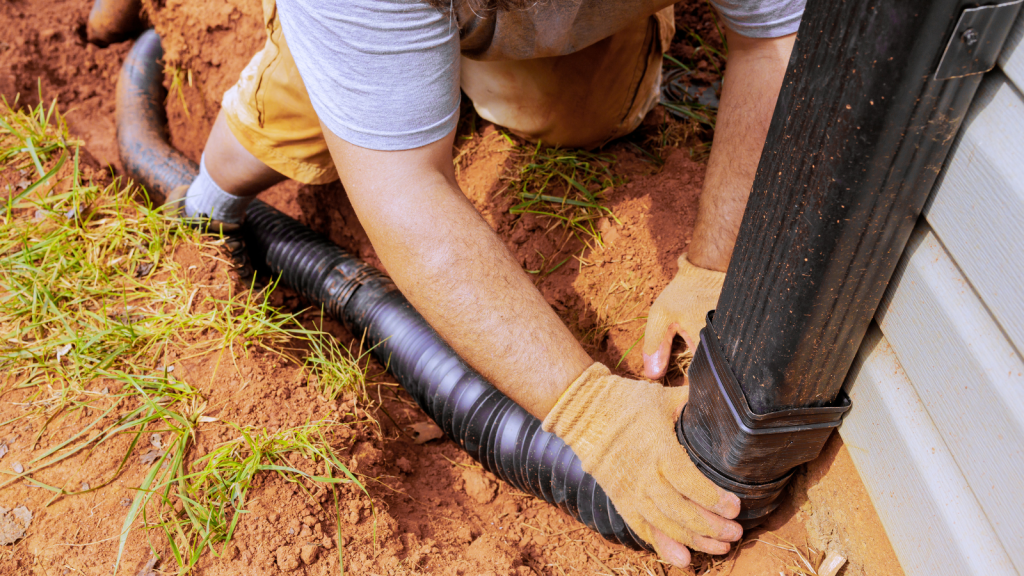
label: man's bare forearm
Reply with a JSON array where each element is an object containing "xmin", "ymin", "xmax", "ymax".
[
  {"xmin": 325, "ymin": 128, "xmax": 593, "ymax": 419},
  {"xmin": 689, "ymin": 30, "xmax": 796, "ymax": 272}
]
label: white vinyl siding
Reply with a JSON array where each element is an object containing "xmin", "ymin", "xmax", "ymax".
[{"xmin": 839, "ymin": 9, "xmax": 1024, "ymax": 576}]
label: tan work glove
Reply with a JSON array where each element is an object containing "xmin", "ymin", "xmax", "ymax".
[
  {"xmin": 543, "ymin": 363, "xmax": 741, "ymax": 567},
  {"xmin": 643, "ymin": 254, "xmax": 725, "ymax": 380}
]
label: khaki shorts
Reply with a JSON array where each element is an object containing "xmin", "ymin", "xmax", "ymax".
[{"xmin": 223, "ymin": 0, "xmax": 674, "ymax": 185}]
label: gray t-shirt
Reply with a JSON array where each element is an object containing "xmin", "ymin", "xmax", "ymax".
[
  {"xmin": 276, "ymin": 0, "xmax": 805, "ymax": 152},
  {"xmin": 710, "ymin": 0, "xmax": 805, "ymax": 38},
  {"xmin": 276, "ymin": 0, "xmax": 461, "ymax": 151}
]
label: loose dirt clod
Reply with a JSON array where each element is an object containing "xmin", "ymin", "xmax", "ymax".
[
  {"xmin": 462, "ymin": 467, "xmax": 498, "ymax": 504},
  {"xmin": 276, "ymin": 546, "xmax": 301, "ymax": 571},
  {"xmin": 0, "ymin": 506, "xmax": 32, "ymax": 545},
  {"xmin": 300, "ymin": 544, "xmax": 318, "ymax": 564}
]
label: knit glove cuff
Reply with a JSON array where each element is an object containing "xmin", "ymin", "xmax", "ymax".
[{"xmin": 542, "ymin": 363, "xmax": 727, "ymax": 553}]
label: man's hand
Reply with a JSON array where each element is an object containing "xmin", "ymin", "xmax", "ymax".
[
  {"xmin": 544, "ymin": 363, "xmax": 742, "ymax": 566},
  {"xmin": 643, "ymin": 254, "xmax": 725, "ymax": 380}
]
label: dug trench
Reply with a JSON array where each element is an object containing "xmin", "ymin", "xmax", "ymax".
[{"xmin": 0, "ymin": 0, "xmax": 905, "ymax": 574}]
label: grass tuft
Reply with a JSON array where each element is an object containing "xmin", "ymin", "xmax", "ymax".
[
  {"xmin": 164, "ymin": 64, "xmax": 195, "ymax": 118},
  {"xmin": 502, "ymin": 137, "xmax": 624, "ymax": 247},
  {"xmin": 142, "ymin": 420, "xmax": 368, "ymax": 572}
]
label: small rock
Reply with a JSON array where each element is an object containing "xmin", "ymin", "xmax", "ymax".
[
  {"xmin": 149, "ymin": 434, "xmax": 162, "ymax": 449},
  {"xmin": 135, "ymin": 261, "xmax": 154, "ymax": 278},
  {"xmin": 408, "ymin": 421, "xmax": 444, "ymax": 444},
  {"xmin": 120, "ymin": 497, "xmax": 132, "ymax": 507},
  {"xmin": 11, "ymin": 463, "xmax": 23, "ymax": 474},
  {"xmin": 322, "ymin": 536, "xmax": 334, "ymax": 549},
  {"xmin": 80, "ymin": 482, "xmax": 89, "ymax": 491},
  {"xmin": 300, "ymin": 544, "xmax": 318, "ymax": 565},
  {"xmin": 276, "ymin": 546, "xmax": 301, "ymax": 572},
  {"xmin": 55, "ymin": 343, "xmax": 72, "ymax": 363},
  {"xmin": 0, "ymin": 444, "xmax": 8, "ymax": 460},
  {"xmin": 0, "ymin": 505, "xmax": 32, "ymax": 545}
]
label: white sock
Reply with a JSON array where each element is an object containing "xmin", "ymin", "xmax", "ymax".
[{"xmin": 184, "ymin": 153, "xmax": 253, "ymax": 224}]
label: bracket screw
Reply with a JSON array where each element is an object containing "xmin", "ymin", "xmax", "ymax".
[{"xmin": 962, "ymin": 28, "xmax": 979, "ymax": 46}]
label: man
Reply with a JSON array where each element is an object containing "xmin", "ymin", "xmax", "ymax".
[{"xmin": 167, "ymin": 0, "xmax": 799, "ymax": 567}]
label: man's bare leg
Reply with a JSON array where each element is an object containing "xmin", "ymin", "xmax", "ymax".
[
  {"xmin": 688, "ymin": 30, "xmax": 796, "ymax": 272},
  {"xmin": 170, "ymin": 109, "xmax": 287, "ymax": 224},
  {"xmin": 642, "ymin": 30, "xmax": 796, "ymax": 380},
  {"xmin": 202, "ymin": 109, "xmax": 287, "ymax": 196}
]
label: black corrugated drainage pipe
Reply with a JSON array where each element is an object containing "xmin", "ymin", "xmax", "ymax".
[
  {"xmin": 678, "ymin": 0, "xmax": 1024, "ymax": 527},
  {"xmin": 117, "ymin": 29, "xmax": 650, "ymax": 551}
]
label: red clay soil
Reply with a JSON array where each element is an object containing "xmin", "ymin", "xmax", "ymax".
[{"xmin": 0, "ymin": 0, "xmax": 904, "ymax": 574}]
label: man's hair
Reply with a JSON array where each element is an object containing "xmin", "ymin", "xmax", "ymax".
[{"xmin": 425, "ymin": 0, "xmax": 534, "ymax": 14}]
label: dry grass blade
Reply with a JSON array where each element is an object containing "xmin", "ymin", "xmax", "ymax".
[{"xmin": 754, "ymin": 534, "xmax": 834, "ymax": 576}]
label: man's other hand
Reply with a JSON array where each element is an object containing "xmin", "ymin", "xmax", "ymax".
[
  {"xmin": 543, "ymin": 363, "xmax": 742, "ymax": 568},
  {"xmin": 642, "ymin": 254, "xmax": 725, "ymax": 380}
]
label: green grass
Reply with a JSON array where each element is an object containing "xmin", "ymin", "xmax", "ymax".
[
  {"xmin": 137, "ymin": 420, "xmax": 370, "ymax": 572},
  {"xmin": 503, "ymin": 136, "xmax": 624, "ymax": 247},
  {"xmin": 0, "ymin": 94, "xmax": 370, "ymax": 574}
]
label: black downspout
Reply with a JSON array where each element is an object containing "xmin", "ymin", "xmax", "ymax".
[
  {"xmin": 116, "ymin": 29, "xmax": 649, "ymax": 551},
  {"xmin": 679, "ymin": 0, "xmax": 1023, "ymax": 526}
]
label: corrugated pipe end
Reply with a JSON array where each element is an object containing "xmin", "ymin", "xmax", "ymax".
[{"xmin": 88, "ymin": 0, "xmax": 145, "ymax": 46}]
